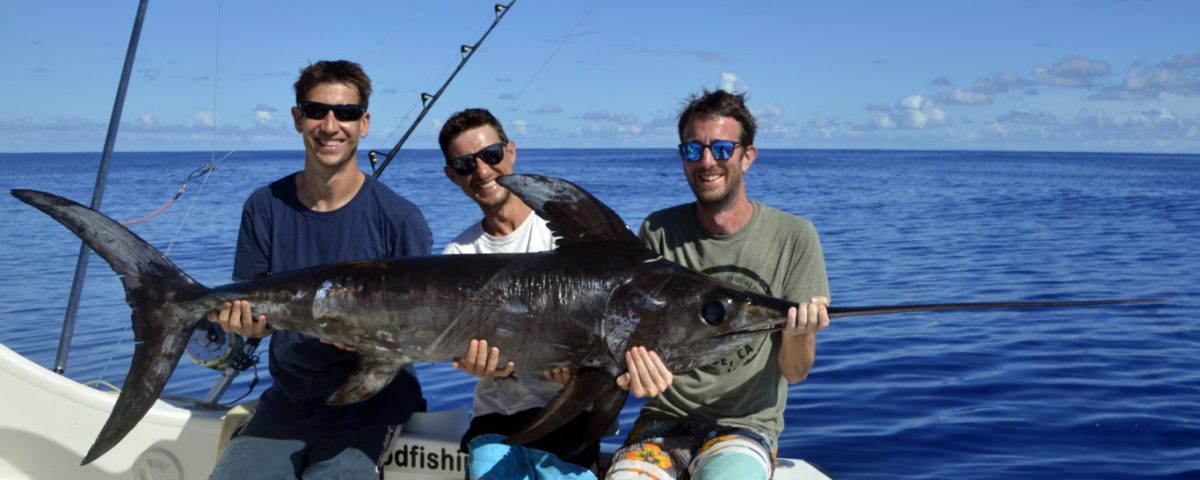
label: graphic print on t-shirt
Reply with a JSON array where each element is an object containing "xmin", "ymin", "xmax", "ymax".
[{"xmin": 701, "ymin": 265, "xmax": 773, "ymax": 373}]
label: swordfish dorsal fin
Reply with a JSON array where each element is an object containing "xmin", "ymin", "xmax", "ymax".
[{"xmin": 497, "ymin": 174, "xmax": 643, "ymax": 250}]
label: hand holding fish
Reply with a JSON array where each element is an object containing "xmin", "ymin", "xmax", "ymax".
[
  {"xmin": 452, "ymin": 339, "xmax": 516, "ymax": 378},
  {"xmin": 318, "ymin": 338, "xmax": 357, "ymax": 352},
  {"xmin": 209, "ymin": 300, "xmax": 269, "ymax": 338},
  {"xmin": 543, "ymin": 367, "xmax": 573, "ymax": 384},
  {"xmin": 617, "ymin": 346, "xmax": 674, "ymax": 398}
]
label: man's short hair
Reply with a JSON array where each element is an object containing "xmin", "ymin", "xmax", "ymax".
[
  {"xmin": 677, "ymin": 89, "xmax": 757, "ymax": 146},
  {"xmin": 294, "ymin": 60, "xmax": 372, "ymax": 107},
  {"xmin": 438, "ymin": 108, "xmax": 509, "ymax": 160}
]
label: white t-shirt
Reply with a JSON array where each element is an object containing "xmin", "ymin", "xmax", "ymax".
[{"xmin": 442, "ymin": 211, "xmax": 566, "ymax": 416}]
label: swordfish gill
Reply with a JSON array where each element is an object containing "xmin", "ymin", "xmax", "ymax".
[{"xmin": 11, "ymin": 174, "xmax": 1161, "ymax": 465}]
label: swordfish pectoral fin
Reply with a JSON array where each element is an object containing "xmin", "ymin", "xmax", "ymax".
[
  {"xmin": 505, "ymin": 368, "xmax": 622, "ymax": 450},
  {"xmin": 573, "ymin": 380, "xmax": 629, "ymax": 456},
  {"xmin": 326, "ymin": 352, "xmax": 412, "ymax": 405}
]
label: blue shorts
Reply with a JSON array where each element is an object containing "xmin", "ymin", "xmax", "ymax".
[{"xmin": 466, "ymin": 433, "xmax": 597, "ymax": 480}]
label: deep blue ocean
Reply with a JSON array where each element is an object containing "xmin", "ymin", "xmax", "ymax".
[{"xmin": 0, "ymin": 149, "xmax": 1196, "ymax": 479}]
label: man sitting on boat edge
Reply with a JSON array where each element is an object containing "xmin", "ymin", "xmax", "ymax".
[
  {"xmin": 605, "ymin": 89, "xmax": 831, "ymax": 480},
  {"xmin": 208, "ymin": 59, "xmax": 432, "ymax": 479},
  {"xmin": 439, "ymin": 107, "xmax": 676, "ymax": 479}
]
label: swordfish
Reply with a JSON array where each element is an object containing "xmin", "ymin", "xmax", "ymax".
[
  {"xmin": 11, "ymin": 174, "xmax": 801, "ymax": 465},
  {"xmin": 11, "ymin": 174, "xmax": 1161, "ymax": 465}
]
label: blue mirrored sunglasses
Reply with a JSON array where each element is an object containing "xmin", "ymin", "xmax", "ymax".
[
  {"xmin": 448, "ymin": 141, "xmax": 507, "ymax": 175},
  {"xmin": 679, "ymin": 140, "xmax": 740, "ymax": 162}
]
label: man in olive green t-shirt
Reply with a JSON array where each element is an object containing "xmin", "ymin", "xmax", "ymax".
[{"xmin": 606, "ymin": 90, "xmax": 831, "ymax": 480}]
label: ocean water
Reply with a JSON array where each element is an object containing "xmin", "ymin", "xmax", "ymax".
[{"xmin": 0, "ymin": 149, "xmax": 1196, "ymax": 479}]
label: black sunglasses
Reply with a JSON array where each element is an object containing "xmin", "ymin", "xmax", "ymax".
[
  {"xmin": 448, "ymin": 141, "xmax": 507, "ymax": 175},
  {"xmin": 679, "ymin": 140, "xmax": 740, "ymax": 162},
  {"xmin": 297, "ymin": 101, "xmax": 367, "ymax": 121}
]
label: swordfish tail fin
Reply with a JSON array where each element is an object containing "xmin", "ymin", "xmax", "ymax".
[{"xmin": 10, "ymin": 189, "xmax": 211, "ymax": 465}]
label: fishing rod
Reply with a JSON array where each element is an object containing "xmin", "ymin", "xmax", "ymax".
[
  {"xmin": 55, "ymin": 0, "xmax": 150, "ymax": 375},
  {"xmin": 370, "ymin": 0, "xmax": 517, "ymax": 179}
]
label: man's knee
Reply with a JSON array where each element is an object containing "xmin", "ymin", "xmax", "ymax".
[
  {"xmin": 606, "ymin": 442, "xmax": 676, "ymax": 480},
  {"xmin": 690, "ymin": 435, "xmax": 771, "ymax": 480}
]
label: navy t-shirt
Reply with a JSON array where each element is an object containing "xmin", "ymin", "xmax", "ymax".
[{"xmin": 232, "ymin": 171, "xmax": 432, "ymax": 437}]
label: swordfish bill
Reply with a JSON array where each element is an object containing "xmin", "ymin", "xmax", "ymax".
[{"xmin": 10, "ymin": 174, "xmax": 1165, "ymax": 465}]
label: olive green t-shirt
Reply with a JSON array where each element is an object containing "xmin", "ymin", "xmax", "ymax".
[{"xmin": 636, "ymin": 200, "xmax": 830, "ymax": 441}]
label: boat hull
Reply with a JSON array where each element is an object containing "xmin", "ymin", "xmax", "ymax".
[{"xmin": 0, "ymin": 342, "xmax": 830, "ymax": 479}]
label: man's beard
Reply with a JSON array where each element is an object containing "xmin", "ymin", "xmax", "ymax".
[
  {"xmin": 690, "ymin": 170, "xmax": 741, "ymax": 212},
  {"xmin": 478, "ymin": 188, "xmax": 511, "ymax": 211}
]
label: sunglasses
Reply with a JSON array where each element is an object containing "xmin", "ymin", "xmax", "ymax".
[
  {"xmin": 297, "ymin": 101, "xmax": 367, "ymax": 121},
  {"xmin": 448, "ymin": 141, "xmax": 508, "ymax": 175},
  {"xmin": 679, "ymin": 140, "xmax": 741, "ymax": 162}
]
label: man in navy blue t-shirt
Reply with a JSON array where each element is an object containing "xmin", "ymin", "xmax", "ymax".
[{"xmin": 208, "ymin": 60, "xmax": 432, "ymax": 479}]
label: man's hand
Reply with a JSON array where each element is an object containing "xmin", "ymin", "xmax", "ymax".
[
  {"xmin": 318, "ymin": 338, "xmax": 357, "ymax": 351},
  {"xmin": 784, "ymin": 296, "xmax": 830, "ymax": 336},
  {"xmin": 544, "ymin": 367, "xmax": 573, "ymax": 384},
  {"xmin": 452, "ymin": 339, "xmax": 515, "ymax": 378},
  {"xmin": 616, "ymin": 346, "xmax": 674, "ymax": 398},
  {"xmin": 209, "ymin": 299, "xmax": 269, "ymax": 338}
]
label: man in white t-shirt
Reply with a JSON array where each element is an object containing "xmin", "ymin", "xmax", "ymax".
[{"xmin": 439, "ymin": 108, "xmax": 672, "ymax": 479}]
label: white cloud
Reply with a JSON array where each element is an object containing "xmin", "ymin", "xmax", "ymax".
[
  {"xmin": 1091, "ymin": 51, "xmax": 1200, "ymax": 100},
  {"xmin": 973, "ymin": 72, "xmax": 1025, "ymax": 94},
  {"xmin": 719, "ymin": 72, "xmax": 743, "ymax": 93},
  {"xmin": 752, "ymin": 103, "xmax": 789, "ymax": 138},
  {"xmin": 753, "ymin": 103, "xmax": 784, "ymax": 120},
  {"xmin": 866, "ymin": 102, "xmax": 890, "ymax": 112},
  {"xmin": 511, "ymin": 119, "xmax": 528, "ymax": 135},
  {"xmin": 896, "ymin": 95, "xmax": 946, "ymax": 129},
  {"xmin": 684, "ymin": 51, "xmax": 735, "ymax": 65},
  {"xmin": 936, "ymin": 88, "xmax": 992, "ymax": 105},
  {"xmin": 996, "ymin": 110, "xmax": 1057, "ymax": 125},
  {"xmin": 194, "ymin": 111, "xmax": 216, "ymax": 127},
  {"xmin": 139, "ymin": 112, "xmax": 156, "ymax": 128},
  {"xmin": 1077, "ymin": 108, "xmax": 1182, "ymax": 131},
  {"xmin": 1032, "ymin": 55, "xmax": 1111, "ymax": 87},
  {"xmin": 533, "ymin": 104, "xmax": 562, "ymax": 114},
  {"xmin": 254, "ymin": 108, "xmax": 273, "ymax": 126},
  {"xmin": 872, "ymin": 114, "xmax": 896, "ymax": 130}
]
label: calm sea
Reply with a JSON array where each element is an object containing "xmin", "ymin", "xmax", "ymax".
[{"xmin": 0, "ymin": 149, "xmax": 1197, "ymax": 479}]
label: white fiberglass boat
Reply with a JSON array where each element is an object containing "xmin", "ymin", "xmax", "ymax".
[{"xmin": 0, "ymin": 342, "xmax": 832, "ymax": 479}]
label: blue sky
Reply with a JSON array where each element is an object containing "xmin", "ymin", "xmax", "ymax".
[{"xmin": 3, "ymin": 0, "xmax": 1198, "ymax": 153}]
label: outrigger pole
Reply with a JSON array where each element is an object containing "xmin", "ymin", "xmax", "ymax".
[
  {"xmin": 370, "ymin": 0, "xmax": 517, "ymax": 179},
  {"xmin": 54, "ymin": 0, "xmax": 150, "ymax": 374}
]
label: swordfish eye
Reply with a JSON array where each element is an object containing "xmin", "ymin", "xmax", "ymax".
[{"xmin": 700, "ymin": 299, "xmax": 728, "ymax": 326}]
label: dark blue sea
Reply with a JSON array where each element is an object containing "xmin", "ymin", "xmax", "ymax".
[{"xmin": 0, "ymin": 149, "xmax": 1197, "ymax": 479}]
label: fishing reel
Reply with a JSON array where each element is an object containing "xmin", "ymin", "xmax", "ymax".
[{"xmin": 186, "ymin": 320, "xmax": 258, "ymax": 372}]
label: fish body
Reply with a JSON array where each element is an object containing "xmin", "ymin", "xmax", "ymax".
[{"xmin": 11, "ymin": 174, "xmax": 793, "ymax": 464}]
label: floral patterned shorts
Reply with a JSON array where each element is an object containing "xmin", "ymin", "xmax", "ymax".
[{"xmin": 605, "ymin": 421, "xmax": 775, "ymax": 480}]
